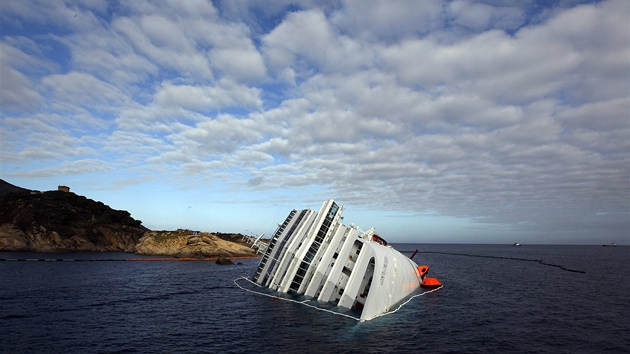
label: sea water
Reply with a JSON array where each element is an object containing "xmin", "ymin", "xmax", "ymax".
[{"xmin": 1, "ymin": 244, "xmax": 628, "ymax": 353}]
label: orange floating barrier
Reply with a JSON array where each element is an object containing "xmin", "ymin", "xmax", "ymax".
[{"xmin": 421, "ymin": 277, "xmax": 442, "ymax": 289}]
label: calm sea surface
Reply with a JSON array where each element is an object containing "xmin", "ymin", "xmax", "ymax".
[{"xmin": 1, "ymin": 244, "xmax": 628, "ymax": 353}]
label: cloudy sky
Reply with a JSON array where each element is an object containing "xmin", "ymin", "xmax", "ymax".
[{"xmin": 1, "ymin": 0, "xmax": 628, "ymax": 244}]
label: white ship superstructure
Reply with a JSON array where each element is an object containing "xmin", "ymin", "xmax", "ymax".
[{"xmin": 252, "ymin": 199, "xmax": 430, "ymax": 321}]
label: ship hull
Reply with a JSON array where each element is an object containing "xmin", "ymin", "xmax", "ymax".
[{"xmin": 252, "ymin": 200, "xmax": 423, "ymax": 321}]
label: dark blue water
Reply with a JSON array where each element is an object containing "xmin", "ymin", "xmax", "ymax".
[{"xmin": 1, "ymin": 244, "xmax": 628, "ymax": 353}]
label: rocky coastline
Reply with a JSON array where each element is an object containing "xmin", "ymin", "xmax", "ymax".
[
  {"xmin": 135, "ymin": 229, "xmax": 258, "ymax": 258},
  {"xmin": 0, "ymin": 179, "xmax": 260, "ymax": 259}
]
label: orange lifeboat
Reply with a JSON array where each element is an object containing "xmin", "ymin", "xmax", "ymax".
[
  {"xmin": 372, "ymin": 234, "xmax": 388, "ymax": 246},
  {"xmin": 421, "ymin": 277, "xmax": 442, "ymax": 289},
  {"xmin": 416, "ymin": 265, "xmax": 429, "ymax": 279}
]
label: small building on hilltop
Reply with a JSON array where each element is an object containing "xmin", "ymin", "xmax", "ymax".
[{"xmin": 58, "ymin": 185, "xmax": 70, "ymax": 192}]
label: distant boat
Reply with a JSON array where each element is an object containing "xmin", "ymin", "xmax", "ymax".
[
  {"xmin": 512, "ymin": 242, "xmax": 521, "ymax": 246},
  {"xmin": 602, "ymin": 242, "xmax": 617, "ymax": 247}
]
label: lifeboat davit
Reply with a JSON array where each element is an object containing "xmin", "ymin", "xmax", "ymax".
[
  {"xmin": 421, "ymin": 277, "xmax": 442, "ymax": 289},
  {"xmin": 416, "ymin": 265, "xmax": 429, "ymax": 279}
]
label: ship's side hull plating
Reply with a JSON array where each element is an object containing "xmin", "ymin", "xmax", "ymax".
[{"xmin": 252, "ymin": 199, "xmax": 422, "ymax": 321}]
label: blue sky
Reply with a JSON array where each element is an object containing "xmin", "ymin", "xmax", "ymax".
[{"xmin": 1, "ymin": 0, "xmax": 628, "ymax": 244}]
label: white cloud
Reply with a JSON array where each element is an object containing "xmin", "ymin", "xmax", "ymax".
[
  {"xmin": 0, "ymin": 0, "xmax": 105, "ymax": 32},
  {"xmin": 0, "ymin": 116, "xmax": 95, "ymax": 164},
  {"xmin": 112, "ymin": 17, "xmax": 214, "ymax": 80},
  {"xmin": 208, "ymin": 48, "xmax": 267, "ymax": 82},
  {"xmin": 449, "ymin": 1, "xmax": 526, "ymax": 32},
  {"xmin": 263, "ymin": 10, "xmax": 333, "ymax": 70},
  {"xmin": 331, "ymin": 0, "xmax": 444, "ymax": 41},
  {"xmin": 104, "ymin": 131, "xmax": 165, "ymax": 161},
  {"xmin": 5, "ymin": 159, "xmax": 112, "ymax": 178},
  {"xmin": 0, "ymin": 65, "xmax": 43, "ymax": 112},
  {"xmin": 154, "ymin": 80, "xmax": 262, "ymax": 111},
  {"xmin": 1, "ymin": 0, "xmax": 628, "ymax": 242},
  {"xmin": 124, "ymin": 0, "xmax": 218, "ymax": 20},
  {"xmin": 0, "ymin": 42, "xmax": 53, "ymax": 111},
  {"xmin": 42, "ymin": 71, "xmax": 131, "ymax": 110},
  {"xmin": 176, "ymin": 114, "xmax": 265, "ymax": 154}
]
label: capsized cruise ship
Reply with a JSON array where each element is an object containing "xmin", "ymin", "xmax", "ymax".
[{"xmin": 251, "ymin": 199, "xmax": 438, "ymax": 322}]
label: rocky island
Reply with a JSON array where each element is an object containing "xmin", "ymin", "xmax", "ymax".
[
  {"xmin": 135, "ymin": 230, "xmax": 257, "ymax": 258},
  {"xmin": 0, "ymin": 179, "xmax": 259, "ymax": 259}
]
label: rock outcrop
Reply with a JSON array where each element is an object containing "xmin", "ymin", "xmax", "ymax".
[
  {"xmin": 135, "ymin": 230, "xmax": 257, "ymax": 258},
  {"xmin": 215, "ymin": 258, "xmax": 235, "ymax": 265},
  {"xmin": 0, "ymin": 180, "xmax": 259, "ymax": 258}
]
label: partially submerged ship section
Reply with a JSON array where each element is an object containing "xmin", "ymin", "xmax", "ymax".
[{"xmin": 252, "ymin": 199, "xmax": 430, "ymax": 322}]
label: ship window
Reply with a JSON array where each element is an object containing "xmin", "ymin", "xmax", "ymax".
[{"xmin": 327, "ymin": 202, "xmax": 339, "ymax": 219}]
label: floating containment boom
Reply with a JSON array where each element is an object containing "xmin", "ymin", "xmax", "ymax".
[{"xmin": 251, "ymin": 199, "xmax": 439, "ymax": 321}]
